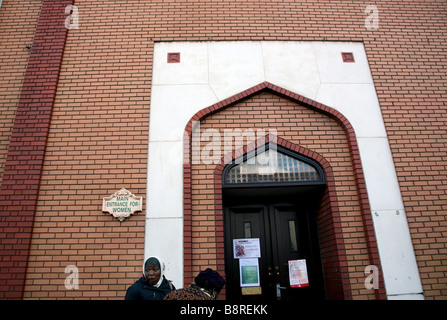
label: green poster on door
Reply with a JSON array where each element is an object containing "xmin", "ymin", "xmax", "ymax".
[{"xmin": 239, "ymin": 258, "xmax": 260, "ymax": 287}]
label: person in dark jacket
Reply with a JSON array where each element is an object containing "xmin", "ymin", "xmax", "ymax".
[
  {"xmin": 125, "ymin": 256, "xmax": 175, "ymax": 300},
  {"xmin": 163, "ymin": 268, "xmax": 225, "ymax": 300}
]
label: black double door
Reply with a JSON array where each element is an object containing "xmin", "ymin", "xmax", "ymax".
[{"xmin": 224, "ymin": 195, "xmax": 325, "ymax": 301}]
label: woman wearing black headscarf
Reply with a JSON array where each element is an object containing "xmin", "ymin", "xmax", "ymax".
[
  {"xmin": 125, "ymin": 256, "xmax": 175, "ymax": 300},
  {"xmin": 163, "ymin": 268, "xmax": 225, "ymax": 300}
]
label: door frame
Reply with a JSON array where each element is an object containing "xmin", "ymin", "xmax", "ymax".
[
  {"xmin": 221, "ymin": 142, "xmax": 328, "ymax": 300},
  {"xmin": 209, "ymin": 135, "xmax": 353, "ymax": 299}
]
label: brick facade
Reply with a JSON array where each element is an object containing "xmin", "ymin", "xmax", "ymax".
[{"xmin": 0, "ymin": 0, "xmax": 445, "ymax": 299}]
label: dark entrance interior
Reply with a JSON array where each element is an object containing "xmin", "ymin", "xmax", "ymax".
[
  {"xmin": 222, "ymin": 144, "xmax": 327, "ymax": 301},
  {"xmin": 224, "ymin": 189, "xmax": 326, "ymax": 301}
]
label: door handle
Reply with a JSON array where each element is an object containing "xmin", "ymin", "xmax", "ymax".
[{"xmin": 276, "ymin": 284, "xmax": 287, "ymax": 299}]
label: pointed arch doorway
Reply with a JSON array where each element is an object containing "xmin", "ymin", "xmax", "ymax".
[
  {"xmin": 223, "ymin": 142, "xmax": 327, "ymax": 301},
  {"xmin": 181, "ymin": 82, "xmax": 383, "ymax": 300}
]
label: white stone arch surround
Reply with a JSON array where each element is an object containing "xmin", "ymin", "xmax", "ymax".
[{"xmin": 146, "ymin": 41, "xmax": 424, "ymax": 300}]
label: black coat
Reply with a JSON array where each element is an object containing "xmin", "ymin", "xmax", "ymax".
[{"xmin": 125, "ymin": 276, "xmax": 175, "ymax": 300}]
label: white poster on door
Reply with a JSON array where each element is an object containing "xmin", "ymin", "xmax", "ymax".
[
  {"xmin": 288, "ymin": 259, "xmax": 309, "ymax": 288},
  {"xmin": 233, "ymin": 238, "xmax": 261, "ymax": 259}
]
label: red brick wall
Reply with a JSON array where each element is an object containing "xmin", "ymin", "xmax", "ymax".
[
  {"xmin": 0, "ymin": 0, "xmax": 72, "ymax": 299},
  {"xmin": 0, "ymin": 0, "xmax": 445, "ymax": 299},
  {"xmin": 0, "ymin": 0, "xmax": 42, "ymax": 187}
]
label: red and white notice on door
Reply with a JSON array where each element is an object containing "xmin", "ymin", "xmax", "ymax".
[{"xmin": 288, "ymin": 259, "xmax": 309, "ymax": 288}]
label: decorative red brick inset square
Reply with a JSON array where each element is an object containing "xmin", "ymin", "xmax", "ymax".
[
  {"xmin": 341, "ymin": 52, "xmax": 355, "ymax": 63},
  {"xmin": 167, "ymin": 52, "xmax": 180, "ymax": 63}
]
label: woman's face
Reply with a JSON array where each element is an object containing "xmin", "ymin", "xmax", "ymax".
[{"xmin": 144, "ymin": 264, "xmax": 161, "ymax": 285}]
